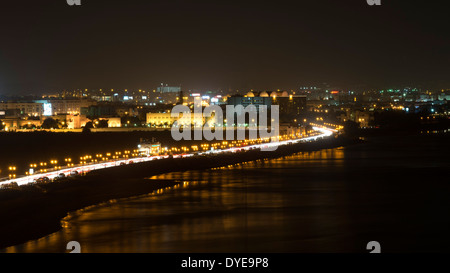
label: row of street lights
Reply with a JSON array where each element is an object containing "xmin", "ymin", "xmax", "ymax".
[
  {"xmin": 4, "ymin": 149, "xmax": 141, "ymax": 179},
  {"xmin": 6, "ymin": 131, "xmax": 313, "ymax": 179}
]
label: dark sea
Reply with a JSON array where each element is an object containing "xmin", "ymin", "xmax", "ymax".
[{"xmin": 4, "ymin": 134, "xmax": 450, "ymax": 253}]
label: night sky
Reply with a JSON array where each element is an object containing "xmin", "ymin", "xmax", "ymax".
[{"xmin": 0, "ymin": 0, "xmax": 449, "ymax": 95}]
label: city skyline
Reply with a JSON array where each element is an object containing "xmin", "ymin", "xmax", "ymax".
[
  {"xmin": 1, "ymin": 0, "xmax": 450, "ymax": 95},
  {"xmin": 1, "ymin": 0, "xmax": 450, "ymax": 256}
]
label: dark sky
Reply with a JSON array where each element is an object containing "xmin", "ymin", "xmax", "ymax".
[{"xmin": 0, "ymin": 0, "xmax": 449, "ymax": 95}]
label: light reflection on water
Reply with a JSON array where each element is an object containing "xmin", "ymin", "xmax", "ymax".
[{"xmin": 4, "ymin": 138, "xmax": 450, "ymax": 252}]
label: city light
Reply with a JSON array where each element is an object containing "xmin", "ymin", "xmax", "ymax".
[{"xmin": 0, "ymin": 126, "xmax": 336, "ymax": 187}]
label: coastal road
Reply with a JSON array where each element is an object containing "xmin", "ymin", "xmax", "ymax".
[{"xmin": 0, "ymin": 126, "xmax": 334, "ymax": 188}]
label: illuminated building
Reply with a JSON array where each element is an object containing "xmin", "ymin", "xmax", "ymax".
[
  {"xmin": 34, "ymin": 99, "xmax": 96, "ymax": 116},
  {"xmin": 0, "ymin": 102, "xmax": 44, "ymax": 117},
  {"xmin": 227, "ymin": 91, "xmax": 306, "ymax": 122},
  {"xmin": 227, "ymin": 94, "xmax": 272, "ymax": 112},
  {"xmin": 146, "ymin": 112, "xmax": 213, "ymax": 127}
]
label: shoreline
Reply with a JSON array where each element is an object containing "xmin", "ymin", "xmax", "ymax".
[{"xmin": 0, "ymin": 136, "xmax": 357, "ymax": 250}]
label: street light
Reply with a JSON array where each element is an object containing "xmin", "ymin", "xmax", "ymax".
[
  {"xmin": 65, "ymin": 158, "xmax": 72, "ymax": 167},
  {"xmin": 8, "ymin": 166, "xmax": 17, "ymax": 180}
]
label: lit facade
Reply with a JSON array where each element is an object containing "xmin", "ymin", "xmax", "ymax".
[
  {"xmin": 146, "ymin": 112, "xmax": 210, "ymax": 127},
  {"xmin": 0, "ymin": 102, "xmax": 44, "ymax": 116}
]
